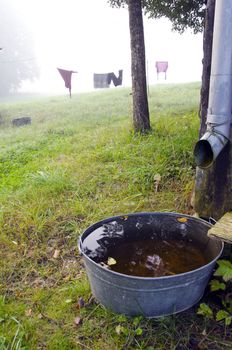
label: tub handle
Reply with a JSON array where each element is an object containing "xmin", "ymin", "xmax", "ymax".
[
  {"xmin": 209, "ymin": 217, "xmax": 217, "ymax": 225},
  {"xmin": 200, "ymin": 216, "xmax": 217, "ymax": 225}
]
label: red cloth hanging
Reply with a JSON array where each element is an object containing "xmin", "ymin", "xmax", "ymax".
[{"xmin": 57, "ymin": 68, "xmax": 77, "ymax": 97}]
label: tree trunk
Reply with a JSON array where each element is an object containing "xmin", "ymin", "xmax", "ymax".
[
  {"xmin": 199, "ymin": 0, "xmax": 215, "ymax": 137},
  {"xmin": 194, "ymin": 0, "xmax": 232, "ymax": 221},
  {"xmin": 128, "ymin": 0, "xmax": 150, "ymax": 133},
  {"xmin": 195, "ymin": 139, "xmax": 232, "ymax": 220}
]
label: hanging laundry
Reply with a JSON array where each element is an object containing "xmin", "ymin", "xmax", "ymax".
[
  {"xmin": 107, "ymin": 70, "xmax": 123, "ymax": 87},
  {"xmin": 57, "ymin": 68, "xmax": 77, "ymax": 98},
  {"xmin": 93, "ymin": 70, "xmax": 123, "ymax": 88},
  {"xmin": 93, "ymin": 73, "xmax": 109, "ymax": 89},
  {"xmin": 155, "ymin": 61, "xmax": 168, "ymax": 80}
]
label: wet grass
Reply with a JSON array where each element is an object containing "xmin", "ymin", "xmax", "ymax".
[{"xmin": 0, "ymin": 83, "xmax": 231, "ymax": 349}]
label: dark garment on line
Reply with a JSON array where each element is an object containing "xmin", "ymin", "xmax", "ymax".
[
  {"xmin": 107, "ymin": 70, "xmax": 123, "ymax": 87},
  {"xmin": 57, "ymin": 68, "xmax": 77, "ymax": 97},
  {"xmin": 93, "ymin": 70, "xmax": 123, "ymax": 88},
  {"xmin": 155, "ymin": 61, "xmax": 168, "ymax": 80}
]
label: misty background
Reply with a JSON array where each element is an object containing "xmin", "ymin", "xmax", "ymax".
[{"xmin": 0, "ymin": 0, "xmax": 203, "ymax": 96}]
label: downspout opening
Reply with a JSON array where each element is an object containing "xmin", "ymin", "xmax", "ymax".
[
  {"xmin": 194, "ymin": 139, "xmax": 214, "ymax": 168},
  {"xmin": 194, "ymin": 130, "xmax": 229, "ymax": 169}
]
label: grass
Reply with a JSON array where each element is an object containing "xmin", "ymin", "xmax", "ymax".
[{"xmin": 0, "ymin": 83, "xmax": 231, "ymax": 349}]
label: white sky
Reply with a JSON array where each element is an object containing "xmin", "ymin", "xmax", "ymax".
[{"xmin": 14, "ymin": 0, "xmax": 203, "ymax": 94}]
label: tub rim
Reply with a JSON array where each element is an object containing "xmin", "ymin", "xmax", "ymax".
[{"xmin": 78, "ymin": 211, "xmax": 224, "ymax": 281}]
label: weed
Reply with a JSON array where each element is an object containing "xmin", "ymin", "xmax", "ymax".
[
  {"xmin": 198, "ymin": 260, "xmax": 232, "ymax": 326},
  {"xmin": 0, "ymin": 297, "xmax": 26, "ymax": 350}
]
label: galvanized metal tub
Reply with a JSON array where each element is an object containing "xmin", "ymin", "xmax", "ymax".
[{"xmin": 78, "ymin": 212, "xmax": 223, "ymax": 317}]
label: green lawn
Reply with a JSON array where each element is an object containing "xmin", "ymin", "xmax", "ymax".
[{"xmin": 0, "ymin": 83, "xmax": 230, "ymax": 349}]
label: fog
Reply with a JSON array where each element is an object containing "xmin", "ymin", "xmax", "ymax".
[{"xmin": 6, "ymin": 0, "xmax": 203, "ymax": 95}]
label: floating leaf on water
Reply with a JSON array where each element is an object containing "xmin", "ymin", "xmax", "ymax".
[
  {"xmin": 107, "ymin": 257, "xmax": 117, "ymax": 266},
  {"xmin": 177, "ymin": 217, "xmax": 188, "ymax": 223}
]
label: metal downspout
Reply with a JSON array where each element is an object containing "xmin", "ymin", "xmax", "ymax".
[{"xmin": 194, "ymin": 0, "xmax": 232, "ymax": 169}]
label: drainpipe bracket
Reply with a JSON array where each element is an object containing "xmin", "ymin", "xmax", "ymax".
[{"xmin": 207, "ymin": 114, "xmax": 230, "ymax": 125}]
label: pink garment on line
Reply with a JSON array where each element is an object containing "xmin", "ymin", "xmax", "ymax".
[
  {"xmin": 155, "ymin": 61, "xmax": 168, "ymax": 73},
  {"xmin": 155, "ymin": 61, "xmax": 168, "ymax": 80}
]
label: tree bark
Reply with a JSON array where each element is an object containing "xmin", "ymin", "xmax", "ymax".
[
  {"xmin": 128, "ymin": 0, "xmax": 151, "ymax": 133},
  {"xmin": 194, "ymin": 0, "xmax": 232, "ymax": 221},
  {"xmin": 199, "ymin": 0, "xmax": 215, "ymax": 137},
  {"xmin": 195, "ymin": 138, "xmax": 232, "ymax": 220}
]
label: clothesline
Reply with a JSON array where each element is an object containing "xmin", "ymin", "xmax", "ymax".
[
  {"xmin": 57, "ymin": 62, "xmax": 169, "ymax": 97},
  {"xmin": 57, "ymin": 68, "xmax": 124, "ymax": 98}
]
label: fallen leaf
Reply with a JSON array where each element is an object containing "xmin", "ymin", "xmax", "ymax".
[
  {"xmin": 37, "ymin": 313, "xmax": 43, "ymax": 319},
  {"xmin": 26, "ymin": 250, "xmax": 35, "ymax": 258},
  {"xmin": 177, "ymin": 217, "xmax": 188, "ymax": 223},
  {"xmin": 115, "ymin": 325, "xmax": 122, "ymax": 335},
  {"xmin": 107, "ymin": 257, "xmax": 117, "ymax": 266},
  {"xmin": 53, "ymin": 249, "xmax": 60, "ymax": 259},
  {"xmin": 25, "ymin": 309, "xmax": 32, "ymax": 317},
  {"xmin": 63, "ymin": 275, "xmax": 71, "ymax": 282},
  {"xmin": 74, "ymin": 316, "xmax": 82, "ymax": 326},
  {"xmin": 154, "ymin": 173, "xmax": 161, "ymax": 192},
  {"xmin": 65, "ymin": 298, "xmax": 72, "ymax": 304},
  {"xmin": 202, "ymin": 329, "xmax": 207, "ymax": 336}
]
